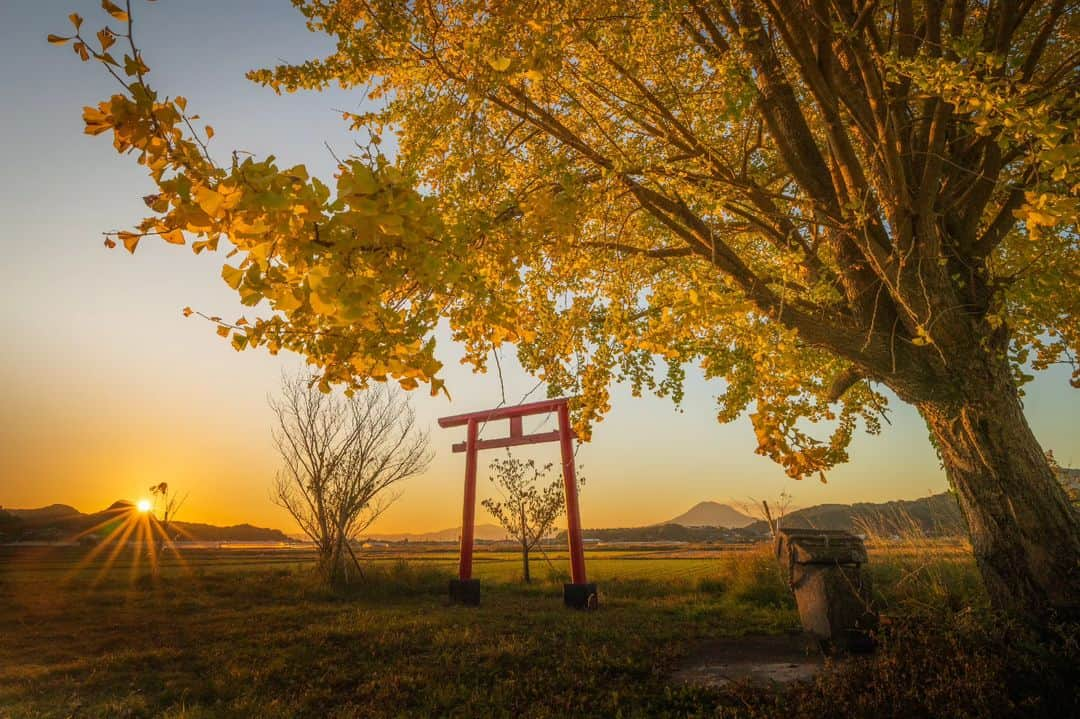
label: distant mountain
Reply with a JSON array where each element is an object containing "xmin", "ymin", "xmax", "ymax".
[
  {"xmin": 170, "ymin": 521, "xmax": 292, "ymax": 543},
  {"xmin": 0, "ymin": 507, "xmax": 23, "ymax": 541},
  {"xmin": 745, "ymin": 492, "xmax": 967, "ymax": 536},
  {"xmin": 557, "ymin": 493, "xmax": 968, "ymax": 544},
  {"xmin": 368, "ymin": 523, "xmax": 509, "ymax": 543},
  {"xmin": 563, "ymin": 523, "xmax": 764, "ymax": 544},
  {"xmin": 1, "ymin": 501, "xmax": 292, "ymax": 543},
  {"xmin": 663, "ymin": 501, "xmax": 755, "ymax": 528},
  {"xmin": 7, "ymin": 504, "xmax": 82, "ymax": 522}
]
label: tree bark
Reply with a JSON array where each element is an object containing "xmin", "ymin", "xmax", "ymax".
[
  {"xmin": 522, "ymin": 544, "xmax": 531, "ymax": 584},
  {"xmin": 319, "ymin": 538, "xmax": 348, "ymax": 587},
  {"xmin": 914, "ymin": 356, "xmax": 1080, "ymax": 622}
]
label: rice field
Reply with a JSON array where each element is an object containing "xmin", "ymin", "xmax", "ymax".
[{"xmin": 0, "ymin": 544, "xmax": 763, "ymax": 586}]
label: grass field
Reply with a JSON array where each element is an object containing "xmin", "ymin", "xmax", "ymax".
[{"xmin": 1, "ymin": 543, "xmax": 1076, "ymax": 718}]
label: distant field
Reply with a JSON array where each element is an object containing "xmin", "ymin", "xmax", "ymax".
[
  {"xmin": 0, "ymin": 540, "xmax": 973, "ymax": 585},
  {"xmin": 0, "ymin": 544, "xmax": 765, "ymax": 585}
]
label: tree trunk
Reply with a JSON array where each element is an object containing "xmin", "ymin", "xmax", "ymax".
[
  {"xmin": 522, "ymin": 544, "xmax": 531, "ymax": 584},
  {"xmin": 319, "ymin": 539, "xmax": 347, "ymax": 586},
  {"xmin": 915, "ymin": 356, "xmax": 1080, "ymax": 622}
]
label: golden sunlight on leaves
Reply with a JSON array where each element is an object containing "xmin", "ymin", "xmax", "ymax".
[{"xmin": 100, "ymin": 0, "xmax": 128, "ymax": 23}]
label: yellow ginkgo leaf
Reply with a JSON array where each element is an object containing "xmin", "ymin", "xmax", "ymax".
[
  {"xmin": 1025, "ymin": 210, "xmax": 1057, "ymax": 227},
  {"xmin": 235, "ymin": 218, "xmax": 270, "ymax": 235},
  {"xmin": 118, "ymin": 231, "xmax": 140, "ymax": 253},
  {"xmin": 160, "ymin": 228, "xmax": 185, "ymax": 245},
  {"xmin": 307, "ymin": 265, "xmax": 330, "ymax": 290},
  {"xmin": 97, "ymin": 29, "xmax": 115, "ymax": 51},
  {"xmin": 487, "ymin": 56, "xmax": 512, "ymax": 72},
  {"xmin": 221, "ymin": 264, "xmax": 243, "ymax": 289},
  {"xmin": 273, "ymin": 291, "xmax": 304, "ymax": 312},
  {"xmin": 194, "ymin": 185, "xmax": 225, "ymax": 218},
  {"xmin": 101, "ymin": 0, "xmax": 129, "ymax": 22},
  {"xmin": 310, "ymin": 291, "xmax": 337, "ymax": 316}
]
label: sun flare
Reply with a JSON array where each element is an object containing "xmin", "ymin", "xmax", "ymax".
[{"xmin": 136, "ymin": 499, "xmax": 153, "ymax": 513}]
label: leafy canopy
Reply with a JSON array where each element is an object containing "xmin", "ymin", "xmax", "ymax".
[{"xmin": 55, "ymin": 1, "xmax": 1078, "ymax": 481}]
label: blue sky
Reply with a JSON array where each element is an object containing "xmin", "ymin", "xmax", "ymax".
[{"xmin": 2, "ymin": 0, "xmax": 1077, "ymax": 533}]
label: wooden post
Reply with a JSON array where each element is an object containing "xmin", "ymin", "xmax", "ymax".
[
  {"xmin": 458, "ymin": 418, "xmax": 479, "ymax": 581},
  {"xmin": 558, "ymin": 403, "xmax": 587, "ymax": 585}
]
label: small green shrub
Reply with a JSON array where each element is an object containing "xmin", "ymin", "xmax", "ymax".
[{"xmin": 719, "ymin": 552, "xmax": 794, "ymax": 609}]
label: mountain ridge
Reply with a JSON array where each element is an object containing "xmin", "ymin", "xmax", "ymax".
[
  {"xmin": 561, "ymin": 492, "xmax": 968, "ymax": 543},
  {"xmin": 1, "ymin": 501, "xmax": 292, "ymax": 543},
  {"xmin": 742, "ymin": 493, "xmax": 966, "ymax": 535},
  {"xmin": 660, "ymin": 501, "xmax": 755, "ymax": 528}
]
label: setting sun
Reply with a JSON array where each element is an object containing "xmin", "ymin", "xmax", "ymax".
[{"xmin": 136, "ymin": 499, "xmax": 152, "ymax": 514}]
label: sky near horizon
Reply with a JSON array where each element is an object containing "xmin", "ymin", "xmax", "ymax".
[{"xmin": 2, "ymin": 1, "xmax": 1078, "ymax": 536}]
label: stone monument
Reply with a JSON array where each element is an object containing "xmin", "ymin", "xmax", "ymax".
[{"xmin": 776, "ymin": 528, "xmax": 878, "ymax": 653}]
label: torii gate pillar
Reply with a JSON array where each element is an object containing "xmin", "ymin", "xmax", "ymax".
[{"xmin": 438, "ymin": 398, "xmax": 596, "ymax": 609}]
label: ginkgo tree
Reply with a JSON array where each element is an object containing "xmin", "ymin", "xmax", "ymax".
[{"xmin": 54, "ymin": 0, "xmax": 1079, "ymax": 624}]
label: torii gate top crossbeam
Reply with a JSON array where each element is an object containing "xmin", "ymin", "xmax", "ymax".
[
  {"xmin": 436, "ymin": 397, "xmax": 570, "ymax": 427},
  {"xmin": 438, "ymin": 398, "xmax": 576, "ymax": 454}
]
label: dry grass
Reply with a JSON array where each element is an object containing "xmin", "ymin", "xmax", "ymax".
[{"xmin": 854, "ymin": 508, "xmax": 983, "ymax": 614}]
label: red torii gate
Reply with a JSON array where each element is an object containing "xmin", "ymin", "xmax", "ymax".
[{"xmin": 438, "ymin": 397, "xmax": 597, "ymax": 608}]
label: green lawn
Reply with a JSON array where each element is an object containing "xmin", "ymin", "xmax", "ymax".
[{"xmin": 0, "ymin": 545, "xmax": 1075, "ymax": 718}]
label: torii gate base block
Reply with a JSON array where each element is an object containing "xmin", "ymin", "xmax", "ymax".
[
  {"xmin": 448, "ymin": 578, "xmax": 481, "ymax": 606},
  {"xmin": 439, "ymin": 398, "xmax": 598, "ymax": 610},
  {"xmin": 450, "ymin": 579, "xmax": 595, "ymax": 609},
  {"xmin": 563, "ymin": 582, "xmax": 599, "ymax": 610}
]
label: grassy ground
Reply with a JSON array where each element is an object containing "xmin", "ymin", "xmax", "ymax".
[{"xmin": 0, "ymin": 545, "xmax": 1075, "ymax": 718}]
